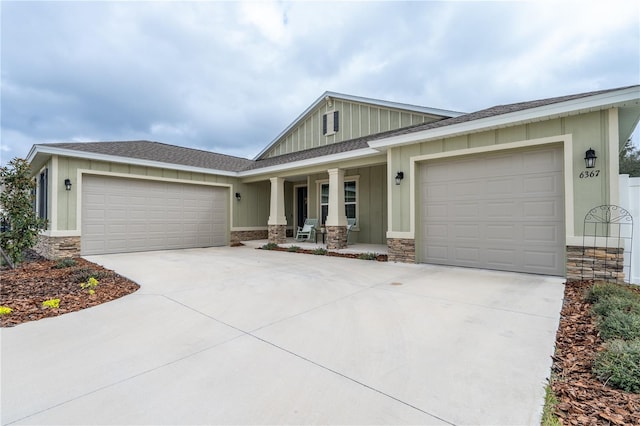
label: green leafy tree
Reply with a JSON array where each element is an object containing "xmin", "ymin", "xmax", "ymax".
[
  {"xmin": 620, "ymin": 138, "xmax": 640, "ymax": 177},
  {"xmin": 0, "ymin": 158, "xmax": 47, "ymax": 265}
]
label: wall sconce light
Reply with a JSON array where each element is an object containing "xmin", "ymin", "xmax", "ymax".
[
  {"xmin": 235, "ymin": 192, "xmax": 241, "ymax": 201},
  {"xmin": 64, "ymin": 178, "xmax": 72, "ymax": 191},
  {"xmin": 584, "ymin": 148, "xmax": 597, "ymax": 168},
  {"xmin": 395, "ymin": 171, "xmax": 404, "ymax": 185}
]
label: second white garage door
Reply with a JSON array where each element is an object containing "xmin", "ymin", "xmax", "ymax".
[
  {"xmin": 82, "ymin": 175, "xmax": 228, "ymax": 255},
  {"xmin": 419, "ymin": 146, "xmax": 565, "ymax": 275}
]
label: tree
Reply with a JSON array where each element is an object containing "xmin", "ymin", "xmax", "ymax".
[
  {"xmin": 619, "ymin": 138, "xmax": 640, "ymax": 177},
  {"xmin": 0, "ymin": 158, "xmax": 47, "ymax": 266}
]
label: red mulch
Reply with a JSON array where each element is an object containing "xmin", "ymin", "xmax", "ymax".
[
  {"xmin": 0, "ymin": 253, "xmax": 139, "ymax": 327},
  {"xmin": 551, "ymin": 280, "xmax": 640, "ymax": 425}
]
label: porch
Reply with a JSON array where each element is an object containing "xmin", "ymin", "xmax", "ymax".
[{"xmin": 241, "ymin": 238, "xmax": 388, "ymax": 256}]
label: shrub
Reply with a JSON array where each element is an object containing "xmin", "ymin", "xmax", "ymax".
[
  {"xmin": 287, "ymin": 246, "xmax": 300, "ymax": 252},
  {"xmin": 593, "ymin": 295, "xmax": 640, "ymax": 318},
  {"xmin": 42, "ymin": 299, "xmax": 60, "ymax": 309},
  {"xmin": 541, "ymin": 383, "xmax": 561, "ymax": 426},
  {"xmin": 357, "ymin": 252, "xmax": 378, "ymax": 260},
  {"xmin": 598, "ymin": 310, "xmax": 640, "ymax": 341},
  {"xmin": 69, "ymin": 267, "xmax": 109, "ymax": 283},
  {"xmin": 261, "ymin": 243, "xmax": 279, "ymax": 250},
  {"xmin": 593, "ymin": 338, "xmax": 640, "ymax": 393},
  {"xmin": 53, "ymin": 258, "xmax": 77, "ymax": 269},
  {"xmin": 312, "ymin": 248, "xmax": 327, "ymax": 255},
  {"xmin": 80, "ymin": 277, "xmax": 99, "ymax": 295},
  {"xmin": 585, "ymin": 281, "xmax": 637, "ymax": 304},
  {"xmin": 0, "ymin": 306, "xmax": 13, "ymax": 315}
]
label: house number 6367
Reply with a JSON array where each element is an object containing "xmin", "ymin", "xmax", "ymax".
[{"xmin": 579, "ymin": 170, "xmax": 600, "ymax": 178}]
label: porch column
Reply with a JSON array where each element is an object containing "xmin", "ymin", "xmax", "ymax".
[
  {"xmin": 326, "ymin": 168, "xmax": 347, "ymax": 249},
  {"xmin": 267, "ymin": 177, "xmax": 287, "ymax": 244}
]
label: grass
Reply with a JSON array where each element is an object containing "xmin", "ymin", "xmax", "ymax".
[
  {"xmin": 311, "ymin": 248, "xmax": 327, "ymax": 255},
  {"xmin": 593, "ymin": 338, "xmax": 640, "ymax": 393},
  {"xmin": 287, "ymin": 246, "xmax": 301, "ymax": 252},
  {"xmin": 261, "ymin": 242, "xmax": 279, "ymax": 250},
  {"xmin": 357, "ymin": 252, "xmax": 378, "ymax": 260},
  {"xmin": 540, "ymin": 383, "xmax": 561, "ymax": 426}
]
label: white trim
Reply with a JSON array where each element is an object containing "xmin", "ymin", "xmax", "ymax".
[
  {"xmin": 408, "ymin": 134, "xmax": 575, "ymax": 243},
  {"xmin": 28, "ymin": 145, "xmax": 237, "ymax": 177},
  {"xmin": 386, "ymin": 150, "xmax": 394, "ymax": 239},
  {"xmin": 316, "ymin": 175, "xmax": 360, "ymax": 227},
  {"xmin": 74, "ymin": 169, "xmax": 234, "ymax": 240},
  {"xmin": 293, "ymin": 183, "xmax": 307, "ymax": 231},
  {"xmin": 386, "ymin": 231, "xmax": 414, "ymax": 239},
  {"xmin": 40, "ymin": 230, "xmax": 81, "ymax": 237},
  {"xmin": 608, "ymin": 108, "xmax": 620, "ymax": 205},
  {"xmin": 369, "ymin": 86, "xmax": 640, "ymax": 151}
]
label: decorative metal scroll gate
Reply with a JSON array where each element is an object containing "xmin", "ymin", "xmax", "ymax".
[{"xmin": 581, "ymin": 205, "xmax": 634, "ymax": 283}]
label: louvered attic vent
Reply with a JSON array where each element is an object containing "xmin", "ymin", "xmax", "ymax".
[{"xmin": 322, "ymin": 111, "xmax": 339, "ymax": 136}]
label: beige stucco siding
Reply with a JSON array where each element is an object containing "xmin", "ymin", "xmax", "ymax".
[{"xmin": 388, "ymin": 110, "xmax": 615, "ymax": 238}]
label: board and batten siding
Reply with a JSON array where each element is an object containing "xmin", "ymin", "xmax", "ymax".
[
  {"xmin": 388, "ymin": 110, "xmax": 613, "ymax": 238},
  {"xmin": 263, "ymin": 99, "xmax": 444, "ymax": 159},
  {"xmin": 53, "ymin": 157, "xmax": 270, "ymax": 232}
]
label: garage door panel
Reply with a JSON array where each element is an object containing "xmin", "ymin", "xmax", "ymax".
[
  {"xmin": 82, "ymin": 175, "xmax": 228, "ymax": 255},
  {"xmin": 420, "ymin": 146, "xmax": 564, "ymax": 275}
]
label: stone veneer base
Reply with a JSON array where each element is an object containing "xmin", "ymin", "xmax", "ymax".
[
  {"xmin": 387, "ymin": 238, "xmax": 415, "ymax": 263},
  {"xmin": 230, "ymin": 229, "xmax": 268, "ymax": 245},
  {"xmin": 566, "ymin": 245, "xmax": 625, "ymax": 281},
  {"xmin": 34, "ymin": 235, "xmax": 81, "ymax": 259},
  {"xmin": 268, "ymin": 225, "xmax": 287, "ymax": 244},
  {"xmin": 326, "ymin": 225, "xmax": 347, "ymax": 249}
]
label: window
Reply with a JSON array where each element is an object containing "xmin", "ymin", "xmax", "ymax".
[
  {"xmin": 320, "ymin": 180, "xmax": 357, "ymax": 224},
  {"xmin": 322, "ymin": 111, "xmax": 339, "ymax": 136},
  {"xmin": 37, "ymin": 168, "xmax": 48, "ymax": 221}
]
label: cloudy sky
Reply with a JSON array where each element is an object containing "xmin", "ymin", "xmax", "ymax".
[{"xmin": 1, "ymin": 1, "xmax": 639, "ymax": 165}]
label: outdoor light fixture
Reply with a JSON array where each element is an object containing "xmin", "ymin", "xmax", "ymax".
[
  {"xmin": 235, "ymin": 192, "xmax": 241, "ymax": 201},
  {"xmin": 64, "ymin": 178, "xmax": 72, "ymax": 191},
  {"xmin": 584, "ymin": 148, "xmax": 597, "ymax": 168},
  {"xmin": 395, "ymin": 171, "xmax": 404, "ymax": 185}
]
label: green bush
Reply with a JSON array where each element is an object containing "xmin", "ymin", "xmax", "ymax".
[
  {"xmin": 357, "ymin": 252, "xmax": 378, "ymax": 260},
  {"xmin": 598, "ymin": 310, "xmax": 640, "ymax": 341},
  {"xmin": 593, "ymin": 295, "xmax": 640, "ymax": 318},
  {"xmin": 585, "ymin": 281, "xmax": 637, "ymax": 304},
  {"xmin": 53, "ymin": 258, "xmax": 77, "ymax": 269},
  {"xmin": 287, "ymin": 246, "xmax": 300, "ymax": 252},
  {"xmin": 261, "ymin": 243, "xmax": 279, "ymax": 250},
  {"xmin": 593, "ymin": 339, "xmax": 640, "ymax": 393},
  {"xmin": 312, "ymin": 248, "xmax": 327, "ymax": 255},
  {"xmin": 69, "ymin": 267, "xmax": 110, "ymax": 283}
]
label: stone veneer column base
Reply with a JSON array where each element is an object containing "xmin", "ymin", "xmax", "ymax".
[
  {"xmin": 387, "ymin": 238, "xmax": 415, "ymax": 263},
  {"xmin": 230, "ymin": 230, "xmax": 269, "ymax": 245},
  {"xmin": 34, "ymin": 235, "xmax": 81, "ymax": 259},
  {"xmin": 566, "ymin": 245, "xmax": 625, "ymax": 281},
  {"xmin": 326, "ymin": 226, "xmax": 347, "ymax": 249},
  {"xmin": 268, "ymin": 225, "xmax": 287, "ymax": 244}
]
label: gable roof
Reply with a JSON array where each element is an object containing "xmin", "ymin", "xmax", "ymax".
[{"xmin": 253, "ymin": 91, "xmax": 465, "ymax": 160}]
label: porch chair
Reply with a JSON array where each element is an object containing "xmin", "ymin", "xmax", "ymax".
[
  {"xmin": 346, "ymin": 218, "xmax": 356, "ymax": 244},
  {"xmin": 295, "ymin": 218, "xmax": 318, "ymax": 242}
]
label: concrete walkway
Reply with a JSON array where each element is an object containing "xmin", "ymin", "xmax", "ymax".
[{"xmin": 1, "ymin": 246, "xmax": 565, "ymax": 425}]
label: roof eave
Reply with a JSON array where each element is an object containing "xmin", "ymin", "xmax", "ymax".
[
  {"xmin": 27, "ymin": 145, "xmax": 239, "ymax": 177},
  {"xmin": 368, "ymin": 86, "xmax": 640, "ymax": 151}
]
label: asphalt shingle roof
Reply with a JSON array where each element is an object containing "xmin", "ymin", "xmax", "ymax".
[
  {"xmin": 43, "ymin": 140, "xmax": 254, "ymax": 172},
  {"xmin": 38, "ymin": 86, "xmax": 638, "ymax": 173}
]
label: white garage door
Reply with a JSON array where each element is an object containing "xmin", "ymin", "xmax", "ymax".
[
  {"xmin": 82, "ymin": 175, "xmax": 228, "ymax": 255},
  {"xmin": 419, "ymin": 146, "xmax": 565, "ymax": 275}
]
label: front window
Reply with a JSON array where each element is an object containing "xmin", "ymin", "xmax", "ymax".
[
  {"xmin": 38, "ymin": 169, "xmax": 48, "ymax": 222},
  {"xmin": 320, "ymin": 180, "xmax": 357, "ymax": 224}
]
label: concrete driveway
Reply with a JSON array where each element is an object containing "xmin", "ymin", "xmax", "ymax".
[{"xmin": 1, "ymin": 246, "xmax": 564, "ymax": 425}]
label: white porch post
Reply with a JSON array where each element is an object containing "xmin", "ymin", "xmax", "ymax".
[
  {"xmin": 326, "ymin": 168, "xmax": 347, "ymax": 248},
  {"xmin": 268, "ymin": 177, "xmax": 287, "ymax": 243}
]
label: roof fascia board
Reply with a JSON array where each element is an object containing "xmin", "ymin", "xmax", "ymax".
[
  {"xmin": 240, "ymin": 147, "xmax": 383, "ymax": 178},
  {"xmin": 254, "ymin": 91, "xmax": 465, "ymax": 160},
  {"xmin": 28, "ymin": 146, "xmax": 238, "ymax": 177},
  {"xmin": 369, "ymin": 86, "xmax": 640, "ymax": 150}
]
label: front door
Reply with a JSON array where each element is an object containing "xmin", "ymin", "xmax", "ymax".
[{"xmin": 296, "ymin": 186, "xmax": 308, "ymax": 229}]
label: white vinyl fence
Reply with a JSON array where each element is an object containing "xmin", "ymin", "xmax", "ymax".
[{"xmin": 620, "ymin": 174, "xmax": 640, "ymax": 284}]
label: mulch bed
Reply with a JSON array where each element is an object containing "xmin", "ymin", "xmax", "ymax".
[
  {"xmin": 259, "ymin": 246, "xmax": 388, "ymax": 261},
  {"xmin": 0, "ymin": 253, "xmax": 139, "ymax": 327},
  {"xmin": 551, "ymin": 280, "xmax": 640, "ymax": 425}
]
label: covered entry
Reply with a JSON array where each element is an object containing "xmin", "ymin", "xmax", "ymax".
[
  {"xmin": 82, "ymin": 175, "xmax": 228, "ymax": 255},
  {"xmin": 419, "ymin": 145, "xmax": 565, "ymax": 275}
]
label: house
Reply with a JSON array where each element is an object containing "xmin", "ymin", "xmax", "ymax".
[{"xmin": 27, "ymin": 86, "xmax": 640, "ymax": 279}]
